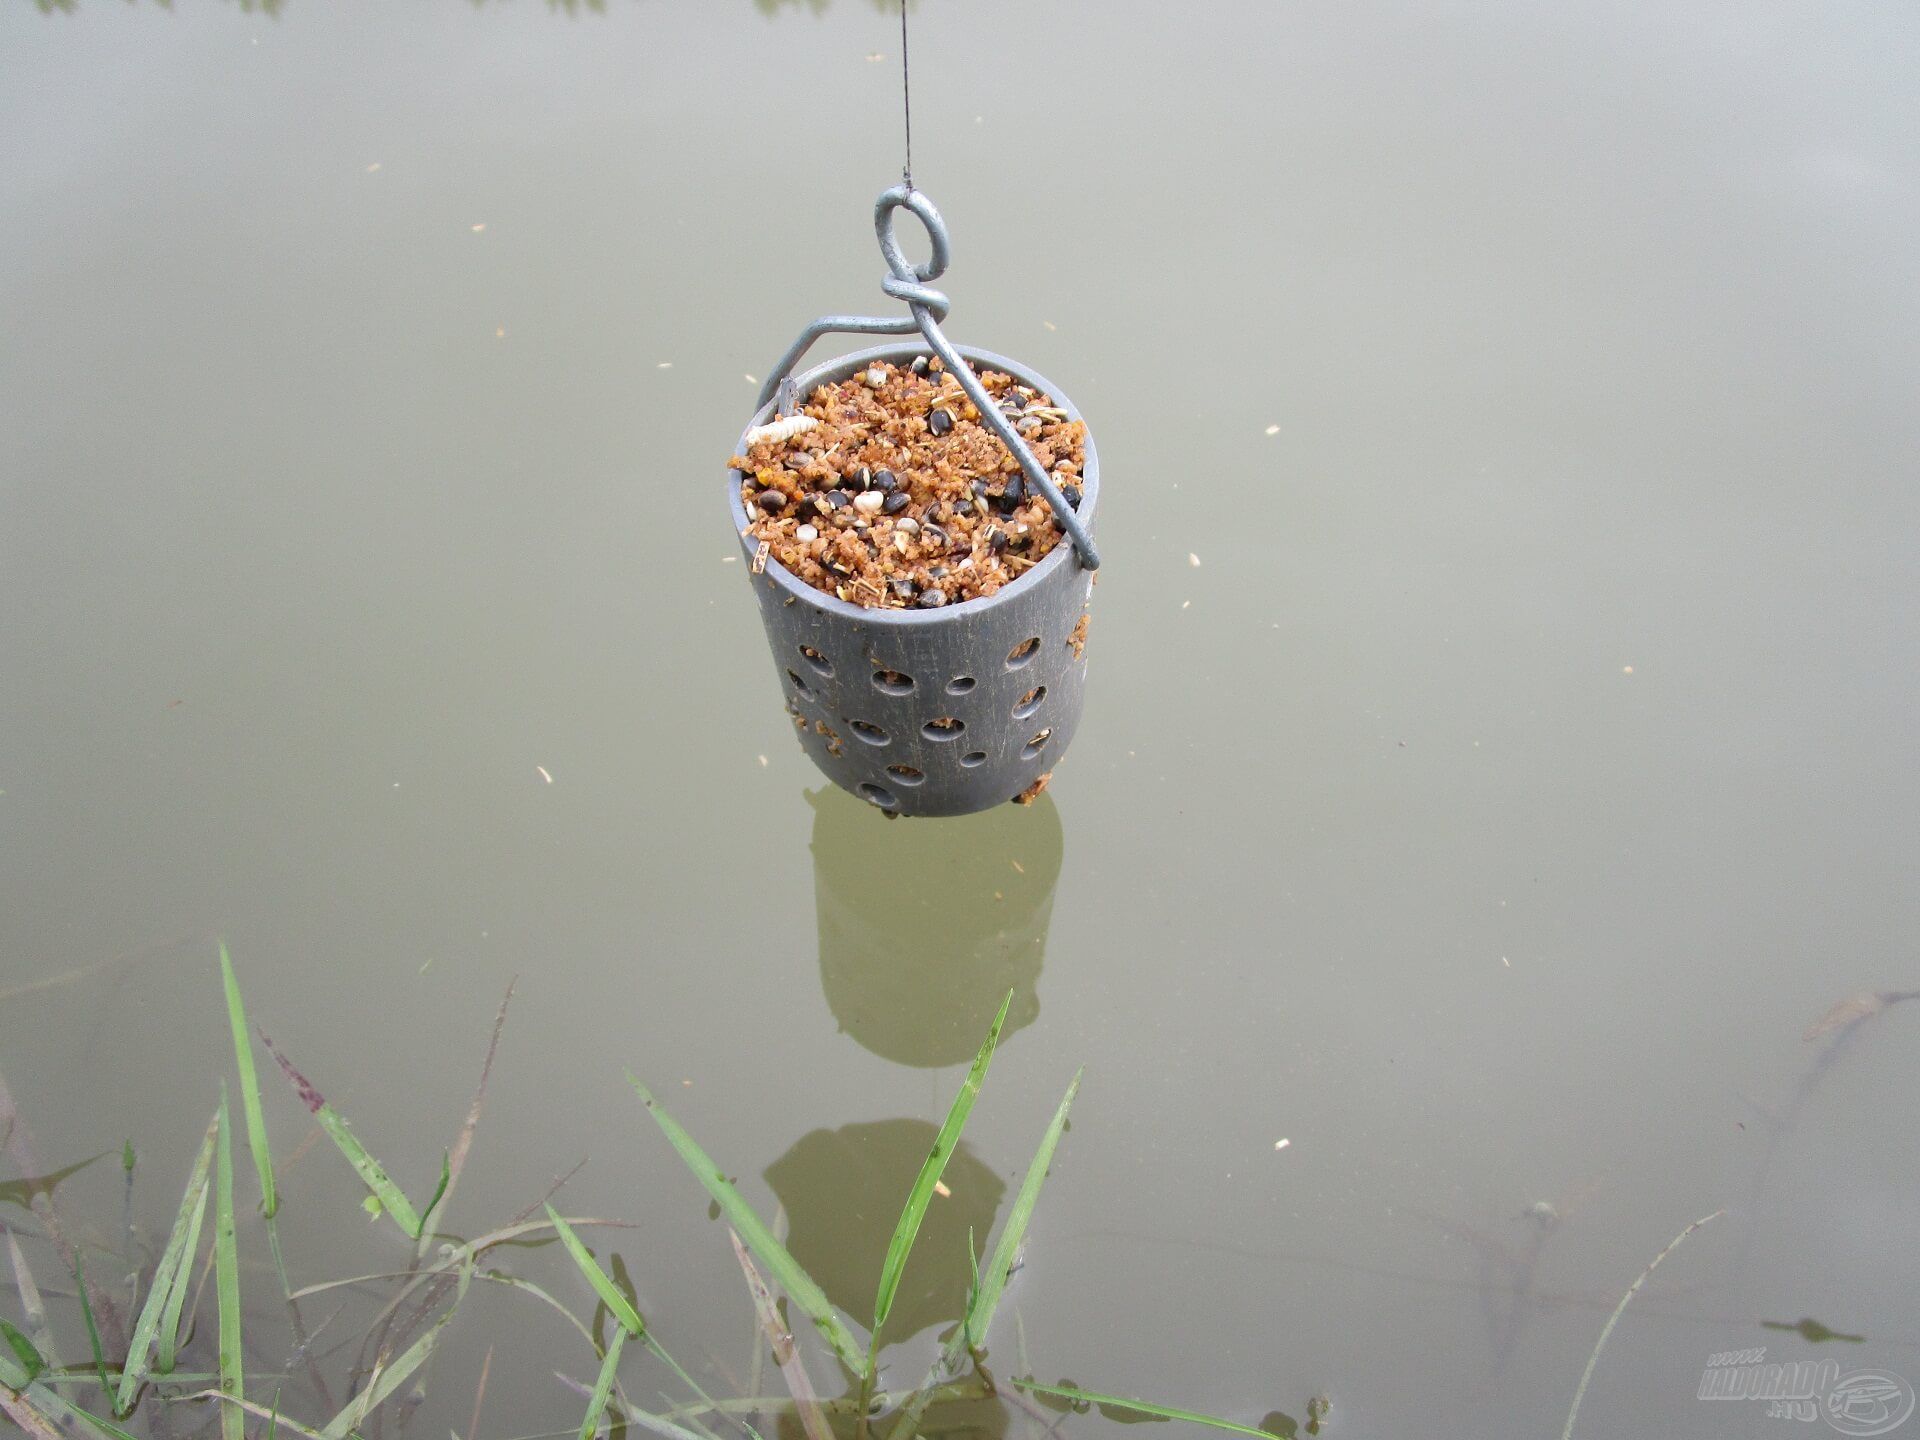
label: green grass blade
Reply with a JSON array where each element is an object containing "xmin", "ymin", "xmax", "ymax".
[
  {"xmin": 414, "ymin": 1151, "xmax": 452, "ymax": 1258},
  {"xmin": 156, "ymin": 1182, "xmax": 208, "ymax": 1373},
  {"xmin": 320, "ymin": 1320, "xmax": 443, "ymax": 1440},
  {"xmin": 545, "ymin": 1206, "xmax": 644, "ymax": 1339},
  {"xmin": 53, "ymin": 1400, "xmax": 143, "ymax": 1440},
  {"xmin": 873, "ymin": 992, "xmax": 1012, "ymax": 1339},
  {"xmin": 214, "ymin": 1087, "xmax": 244, "ymax": 1440},
  {"xmin": 0, "ymin": 1318, "xmax": 44, "ymax": 1385},
  {"xmin": 966, "ymin": 1069, "xmax": 1080, "ymax": 1349},
  {"xmin": 70, "ymin": 1253, "xmax": 112, "ymax": 1405},
  {"xmin": 577, "ymin": 1328, "xmax": 628, "ymax": 1440},
  {"xmin": 116, "ymin": 1113, "xmax": 217, "ymax": 1410},
  {"xmin": 628, "ymin": 1076, "xmax": 866, "ymax": 1379},
  {"xmin": 1009, "ymin": 1381, "xmax": 1280, "ymax": 1439},
  {"xmin": 218, "ymin": 945, "xmax": 277, "ymax": 1219},
  {"xmin": 260, "ymin": 1032, "xmax": 422, "ymax": 1237}
]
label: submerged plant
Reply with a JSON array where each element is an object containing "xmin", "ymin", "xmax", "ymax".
[{"xmin": 0, "ymin": 949, "xmax": 1315, "ymax": 1440}]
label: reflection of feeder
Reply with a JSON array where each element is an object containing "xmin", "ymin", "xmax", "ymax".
[
  {"xmin": 808, "ymin": 784, "xmax": 1063, "ymax": 1068},
  {"xmin": 775, "ymin": 1392, "xmax": 1006, "ymax": 1440},
  {"xmin": 765, "ymin": 1119, "xmax": 1005, "ymax": 1346},
  {"xmin": 729, "ymin": 186, "xmax": 1101, "ymax": 818}
]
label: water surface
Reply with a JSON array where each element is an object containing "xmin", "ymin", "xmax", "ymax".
[{"xmin": 3, "ymin": 3, "xmax": 1918, "ymax": 1437}]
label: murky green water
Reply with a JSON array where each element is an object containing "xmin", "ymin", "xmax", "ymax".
[{"xmin": 5, "ymin": 3, "xmax": 1919, "ymax": 1438}]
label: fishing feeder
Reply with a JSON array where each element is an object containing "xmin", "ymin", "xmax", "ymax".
[{"xmin": 727, "ymin": 185, "xmax": 1101, "ymax": 817}]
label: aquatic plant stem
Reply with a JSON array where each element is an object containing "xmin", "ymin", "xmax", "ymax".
[{"xmin": 1561, "ymin": 1209, "xmax": 1724, "ymax": 1440}]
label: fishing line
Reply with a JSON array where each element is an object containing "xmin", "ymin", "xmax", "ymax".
[{"xmin": 899, "ymin": 0, "xmax": 913, "ymax": 188}]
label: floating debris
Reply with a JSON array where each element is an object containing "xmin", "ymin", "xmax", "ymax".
[
  {"xmin": 1803, "ymin": 989, "xmax": 1918, "ymax": 1041},
  {"xmin": 1761, "ymin": 1317, "xmax": 1867, "ymax": 1344},
  {"xmin": 1265, "ymin": 424, "xmax": 1280, "ymax": 436},
  {"xmin": 535, "ymin": 765, "xmax": 553, "ymax": 785}
]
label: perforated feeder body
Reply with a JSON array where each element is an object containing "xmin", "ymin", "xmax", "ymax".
[{"xmin": 729, "ymin": 341, "xmax": 1099, "ymax": 817}]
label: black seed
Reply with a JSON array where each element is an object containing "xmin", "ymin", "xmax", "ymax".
[
  {"xmin": 875, "ymin": 468, "xmax": 898, "ymax": 492},
  {"xmin": 883, "ymin": 491, "xmax": 910, "ymax": 515},
  {"xmin": 1062, "ymin": 483, "xmax": 1082, "ymax": 509},
  {"xmin": 928, "ymin": 564, "xmax": 948, "ymax": 580},
  {"xmin": 792, "ymin": 497, "xmax": 820, "ymax": 522},
  {"xmin": 954, "ymin": 499, "xmax": 973, "ymax": 515},
  {"xmin": 756, "ymin": 489, "xmax": 788, "ymax": 512},
  {"xmin": 910, "ymin": 355, "xmax": 930, "ymax": 375},
  {"xmin": 928, "ymin": 408, "xmax": 955, "ymax": 437},
  {"xmin": 987, "ymin": 527, "xmax": 1009, "ymax": 553},
  {"xmin": 784, "ymin": 452, "xmax": 810, "ymax": 471},
  {"xmin": 823, "ymin": 490, "xmax": 850, "ymax": 510},
  {"xmin": 891, "ymin": 579, "xmax": 917, "ymax": 599},
  {"xmin": 917, "ymin": 588, "xmax": 948, "ymax": 609},
  {"xmin": 853, "ymin": 465, "xmax": 873, "ymax": 491}
]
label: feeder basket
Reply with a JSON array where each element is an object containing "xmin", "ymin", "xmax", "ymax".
[{"xmin": 727, "ymin": 187, "xmax": 1102, "ymax": 817}]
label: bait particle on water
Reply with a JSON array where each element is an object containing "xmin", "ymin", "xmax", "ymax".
[
  {"xmin": 1274, "ymin": 1138, "xmax": 1290, "ymax": 1151},
  {"xmin": 928, "ymin": 407, "xmax": 954, "ymax": 436},
  {"xmin": 933, "ymin": 1180, "xmax": 951, "ymax": 1198},
  {"xmin": 1265, "ymin": 424, "xmax": 1280, "ymax": 435},
  {"xmin": 1189, "ymin": 552, "xmax": 1201, "ymax": 567},
  {"xmin": 470, "ymin": 223, "xmax": 486, "ymax": 233},
  {"xmin": 536, "ymin": 766, "xmax": 553, "ymax": 784}
]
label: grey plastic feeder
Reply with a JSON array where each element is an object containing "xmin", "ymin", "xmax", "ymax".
[{"xmin": 726, "ymin": 186, "xmax": 1101, "ymax": 817}]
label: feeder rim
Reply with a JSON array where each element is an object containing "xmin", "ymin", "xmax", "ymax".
[{"xmin": 728, "ymin": 340, "xmax": 1099, "ymax": 628}]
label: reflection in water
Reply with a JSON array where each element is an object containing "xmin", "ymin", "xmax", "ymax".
[
  {"xmin": 764, "ymin": 1119, "xmax": 1005, "ymax": 1343},
  {"xmin": 775, "ymin": 1393, "xmax": 1006, "ymax": 1440},
  {"xmin": 808, "ymin": 786, "xmax": 1063, "ymax": 1068}
]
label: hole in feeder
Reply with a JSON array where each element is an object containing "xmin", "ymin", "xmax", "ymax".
[
  {"xmin": 885, "ymin": 764, "xmax": 925, "ymax": 785},
  {"xmin": 787, "ymin": 670, "xmax": 811, "ymax": 696},
  {"xmin": 959, "ymin": 751, "xmax": 988, "ymax": 768},
  {"xmin": 800, "ymin": 645, "xmax": 833, "ymax": 677},
  {"xmin": 1012, "ymin": 685, "xmax": 1046, "ymax": 719},
  {"xmin": 1007, "ymin": 637, "xmax": 1040, "ymax": 669},
  {"xmin": 849, "ymin": 720, "xmax": 889, "ymax": 746},
  {"xmin": 872, "ymin": 668, "xmax": 915, "ymax": 696},
  {"xmin": 1022, "ymin": 727, "xmax": 1053, "ymax": 758},
  {"xmin": 857, "ymin": 782, "xmax": 898, "ymax": 809},
  {"xmin": 922, "ymin": 717, "xmax": 965, "ymax": 742},
  {"xmin": 946, "ymin": 675, "xmax": 977, "ymax": 695}
]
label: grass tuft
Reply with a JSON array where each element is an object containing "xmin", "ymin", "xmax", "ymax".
[{"xmin": 116, "ymin": 1112, "xmax": 216, "ymax": 1410}]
